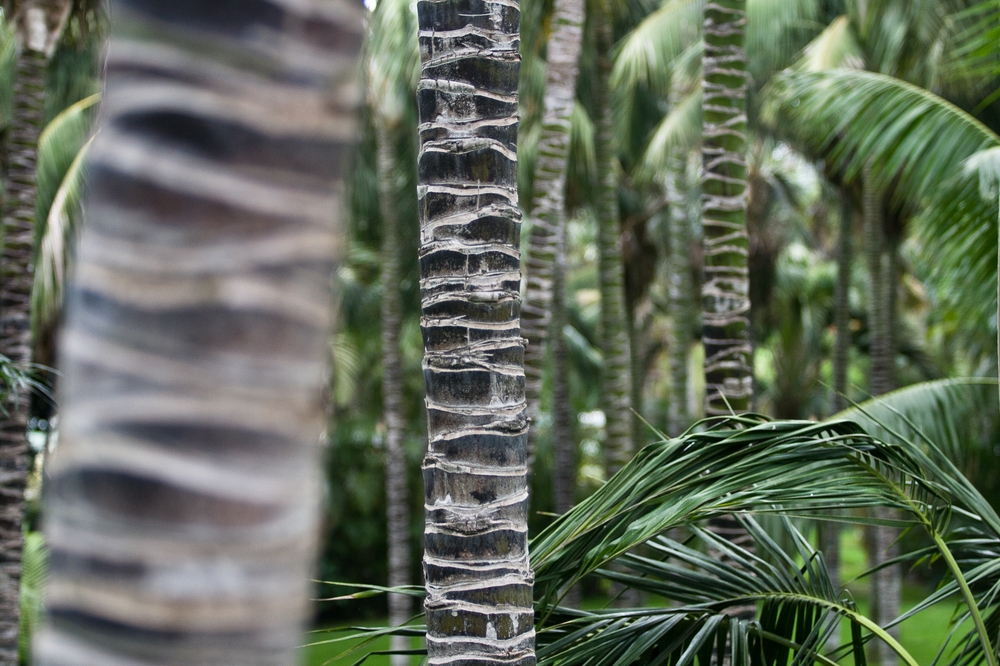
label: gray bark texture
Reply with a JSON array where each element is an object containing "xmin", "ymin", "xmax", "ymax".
[
  {"xmin": 594, "ymin": 18, "xmax": 634, "ymax": 477},
  {"xmin": 863, "ymin": 172, "xmax": 901, "ymax": 666},
  {"xmin": 520, "ymin": 0, "xmax": 585, "ymax": 465},
  {"xmin": 414, "ymin": 0, "xmax": 535, "ymax": 661},
  {"xmin": 377, "ymin": 125, "xmax": 413, "ymax": 666},
  {"xmin": 665, "ymin": 152, "xmax": 693, "ymax": 438},
  {"xmin": 36, "ymin": 1, "xmax": 363, "ymax": 664},
  {"xmin": 701, "ymin": 0, "xmax": 752, "ymax": 416}
]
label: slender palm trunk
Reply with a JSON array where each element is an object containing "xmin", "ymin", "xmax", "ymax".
[
  {"xmin": 377, "ymin": 128, "xmax": 412, "ymax": 666},
  {"xmin": 415, "ymin": 0, "xmax": 534, "ymax": 662},
  {"xmin": 665, "ymin": 152, "xmax": 693, "ymax": 438},
  {"xmin": 701, "ymin": 0, "xmax": 752, "ymax": 416},
  {"xmin": 832, "ymin": 194, "xmax": 853, "ymax": 413},
  {"xmin": 0, "ymin": 46, "xmax": 46, "ymax": 661},
  {"xmin": 36, "ymin": 2, "xmax": 363, "ymax": 664},
  {"xmin": 521, "ymin": 0, "xmax": 585, "ymax": 465},
  {"xmin": 822, "ymin": 191, "xmax": 853, "ymax": 650},
  {"xmin": 863, "ymin": 174, "xmax": 900, "ymax": 666},
  {"xmin": 551, "ymin": 240, "xmax": 574, "ymax": 517},
  {"xmin": 594, "ymin": 18, "xmax": 634, "ymax": 476}
]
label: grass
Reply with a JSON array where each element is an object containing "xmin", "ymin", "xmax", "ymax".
[{"xmin": 303, "ymin": 527, "xmax": 961, "ymax": 665}]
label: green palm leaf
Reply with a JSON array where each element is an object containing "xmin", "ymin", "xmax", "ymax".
[{"xmin": 633, "ymin": 88, "xmax": 702, "ymax": 184}]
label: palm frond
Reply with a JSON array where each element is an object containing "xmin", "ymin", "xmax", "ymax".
[
  {"xmin": 745, "ymin": 0, "xmax": 823, "ymax": 83},
  {"xmin": 610, "ymin": 0, "xmax": 703, "ymax": 95},
  {"xmin": 633, "ymin": 89, "xmax": 702, "ymax": 184},
  {"xmin": 795, "ymin": 15, "xmax": 864, "ymax": 71},
  {"xmin": 32, "ymin": 134, "xmax": 94, "ymax": 336}
]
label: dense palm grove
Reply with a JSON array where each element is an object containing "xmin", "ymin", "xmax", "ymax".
[{"xmin": 1, "ymin": 0, "xmax": 1000, "ymax": 665}]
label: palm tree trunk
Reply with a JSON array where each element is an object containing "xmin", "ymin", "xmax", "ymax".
[
  {"xmin": 415, "ymin": 0, "xmax": 535, "ymax": 662},
  {"xmin": 832, "ymin": 193, "xmax": 853, "ymax": 413},
  {"xmin": 594, "ymin": 18, "xmax": 634, "ymax": 476},
  {"xmin": 0, "ymin": 45, "xmax": 47, "ymax": 662},
  {"xmin": 521, "ymin": 0, "xmax": 585, "ymax": 466},
  {"xmin": 701, "ymin": 0, "xmax": 752, "ymax": 416},
  {"xmin": 36, "ymin": 2, "xmax": 364, "ymax": 664},
  {"xmin": 863, "ymin": 173, "xmax": 900, "ymax": 666},
  {"xmin": 551, "ymin": 239, "xmax": 574, "ymax": 517},
  {"xmin": 377, "ymin": 127, "xmax": 412, "ymax": 666},
  {"xmin": 665, "ymin": 152, "xmax": 692, "ymax": 438}
]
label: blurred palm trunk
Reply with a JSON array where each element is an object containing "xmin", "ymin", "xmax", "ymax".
[
  {"xmin": 864, "ymin": 169, "xmax": 900, "ymax": 666},
  {"xmin": 521, "ymin": 0, "xmax": 585, "ymax": 467},
  {"xmin": 665, "ymin": 151, "xmax": 693, "ymax": 438},
  {"xmin": 376, "ymin": 122, "xmax": 412, "ymax": 666}
]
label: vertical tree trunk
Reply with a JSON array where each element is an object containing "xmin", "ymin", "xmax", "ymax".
[
  {"xmin": 665, "ymin": 152, "xmax": 693, "ymax": 438},
  {"xmin": 520, "ymin": 0, "xmax": 585, "ymax": 465},
  {"xmin": 0, "ymin": 47, "xmax": 46, "ymax": 662},
  {"xmin": 863, "ymin": 173, "xmax": 900, "ymax": 666},
  {"xmin": 832, "ymin": 193, "xmax": 853, "ymax": 413},
  {"xmin": 377, "ymin": 129, "xmax": 412, "ymax": 666},
  {"xmin": 701, "ymin": 0, "xmax": 752, "ymax": 416},
  {"xmin": 550, "ymin": 239, "xmax": 574, "ymax": 517},
  {"xmin": 594, "ymin": 18, "xmax": 634, "ymax": 476},
  {"xmin": 415, "ymin": 0, "xmax": 535, "ymax": 662},
  {"xmin": 36, "ymin": 1, "xmax": 363, "ymax": 664}
]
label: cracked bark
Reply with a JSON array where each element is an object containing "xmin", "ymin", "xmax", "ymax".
[
  {"xmin": 701, "ymin": 0, "xmax": 752, "ymax": 416},
  {"xmin": 415, "ymin": 0, "xmax": 535, "ymax": 662},
  {"xmin": 377, "ymin": 121, "xmax": 413, "ymax": 666},
  {"xmin": 520, "ymin": 0, "xmax": 585, "ymax": 466},
  {"xmin": 36, "ymin": 1, "xmax": 363, "ymax": 663}
]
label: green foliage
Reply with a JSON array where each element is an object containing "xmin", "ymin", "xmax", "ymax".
[{"xmin": 19, "ymin": 532, "xmax": 47, "ymax": 665}]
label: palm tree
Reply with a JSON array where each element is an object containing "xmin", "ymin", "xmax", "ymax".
[
  {"xmin": 365, "ymin": 0, "xmax": 420, "ymax": 659},
  {"xmin": 520, "ymin": 0, "xmax": 586, "ymax": 466},
  {"xmin": 414, "ymin": 0, "xmax": 535, "ymax": 660},
  {"xmin": 36, "ymin": 1, "xmax": 365, "ymax": 663},
  {"xmin": 0, "ymin": 0, "xmax": 70, "ymax": 657},
  {"xmin": 700, "ymin": 0, "xmax": 752, "ymax": 416},
  {"xmin": 594, "ymin": 13, "xmax": 635, "ymax": 476}
]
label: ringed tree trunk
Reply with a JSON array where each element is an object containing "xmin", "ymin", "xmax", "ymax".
[
  {"xmin": 665, "ymin": 150, "xmax": 693, "ymax": 438},
  {"xmin": 701, "ymin": 0, "xmax": 752, "ymax": 416},
  {"xmin": 36, "ymin": 1, "xmax": 364, "ymax": 664},
  {"xmin": 593, "ymin": 17, "xmax": 634, "ymax": 477},
  {"xmin": 520, "ymin": 0, "xmax": 585, "ymax": 466},
  {"xmin": 376, "ymin": 121, "xmax": 413, "ymax": 665},
  {"xmin": 863, "ymin": 173, "xmax": 900, "ymax": 666},
  {"xmin": 414, "ymin": 0, "xmax": 535, "ymax": 662},
  {"xmin": 0, "ymin": 2, "xmax": 70, "ymax": 658}
]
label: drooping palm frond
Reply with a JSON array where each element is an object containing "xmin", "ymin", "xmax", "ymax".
[
  {"xmin": 796, "ymin": 15, "xmax": 864, "ymax": 71},
  {"xmin": 31, "ymin": 94, "xmax": 99, "ymax": 337},
  {"xmin": 610, "ymin": 0, "xmax": 702, "ymax": 95},
  {"xmin": 633, "ymin": 88, "xmax": 701, "ymax": 184},
  {"xmin": 537, "ymin": 517, "xmax": 911, "ymax": 666},
  {"xmin": 761, "ymin": 69, "xmax": 1000, "ymax": 337},
  {"xmin": 834, "ymin": 378, "xmax": 999, "ymax": 480},
  {"xmin": 945, "ymin": 0, "xmax": 1000, "ymax": 86}
]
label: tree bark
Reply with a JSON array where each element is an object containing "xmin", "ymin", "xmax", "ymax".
[
  {"xmin": 520, "ymin": 0, "xmax": 585, "ymax": 466},
  {"xmin": 415, "ymin": 0, "xmax": 535, "ymax": 662},
  {"xmin": 0, "ymin": 46, "xmax": 46, "ymax": 663},
  {"xmin": 36, "ymin": 1, "xmax": 363, "ymax": 664},
  {"xmin": 594, "ymin": 18, "xmax": 634, "ymax": 477},
  {"xmin": 377, "ymin": 126, "xmax": 412, "ymax": 666},
  {"xmin": 665, "ymin": 152, "xmax": 693, "ymax": 438},
  {"xmin": 550, "ymin": 239, "xmax": 574, "ymax": 517},
  {"xmin": 863, "ymin": 172, "xmax": 900, "ymax": 666},
  {"xmin": 701, "ymin": 0, "xmax": 752, "ymax": 416}
]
